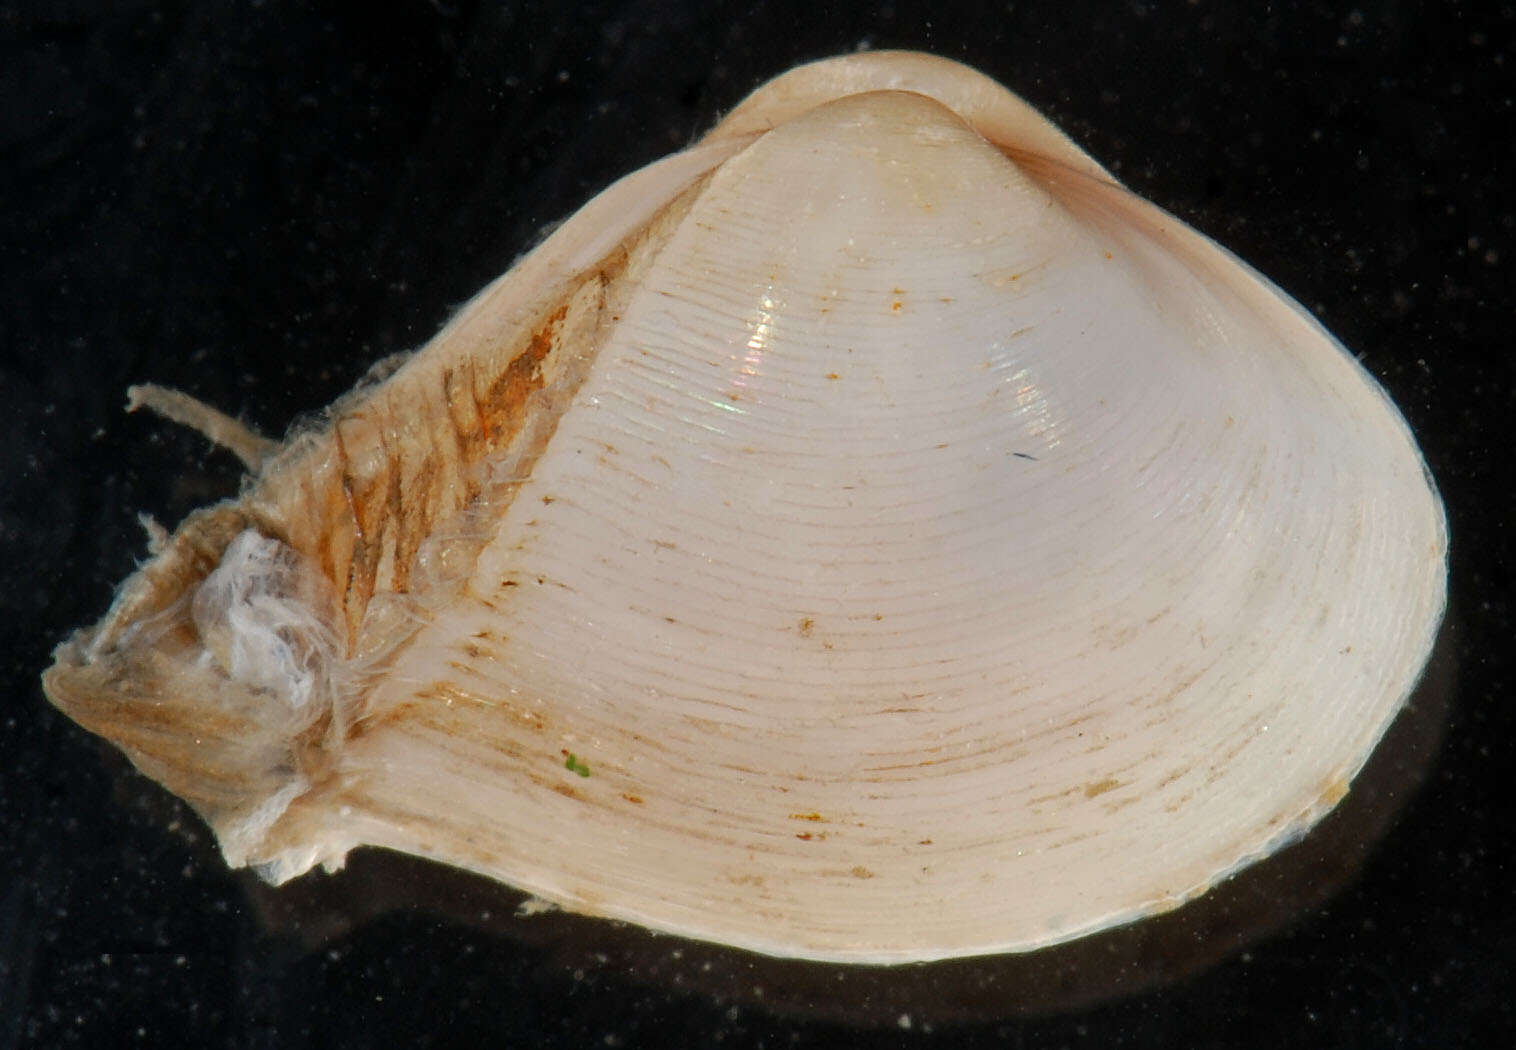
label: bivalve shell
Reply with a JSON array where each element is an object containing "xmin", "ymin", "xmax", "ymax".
[{"xmin": 43, "ymin": 51, "xmax": 1447, "ymax": 963}]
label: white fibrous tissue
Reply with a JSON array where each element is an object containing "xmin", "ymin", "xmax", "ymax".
[{"xmin": 191, "ymin": 529, "xmax": 340, "ymax": 727}]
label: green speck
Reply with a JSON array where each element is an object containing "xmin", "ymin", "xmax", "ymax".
[{"xmin": 565, "ymin": 753, "xmax": 591, "ymax": 778}]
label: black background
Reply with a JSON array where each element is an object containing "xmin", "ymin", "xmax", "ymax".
[{"xmin": 2, "ymin": 1, "xmax": 1511, "ymax": 1047}]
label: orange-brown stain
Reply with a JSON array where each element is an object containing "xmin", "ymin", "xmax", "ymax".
[
  {"xmin": 789, "ymin": 811, "xmax": 824, "ymax": 822},
  {"xmin": 798, "ymin": 617, "xmax": 815, "ymax": 637},
  {"xmin": 621, "ymin": 793, "xmax": 644, "ymax": 805},
  {"xmin": 1317, "ymin": 772, "xmax": 1351, "ymax": 809},
  {"xmin": 312, "ymin": 303, "xmax": 571, "ymax": 639},
  {"xmin": 481, "ymin": 305, "xmax": 565, "ymax": 443},
  {"xmin": 850, "ymin": 866, "xmax": 874, "ymax": 879}
]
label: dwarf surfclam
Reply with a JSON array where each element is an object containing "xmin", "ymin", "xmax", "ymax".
[{"xmin": 43, "ymin": 51, "xmax": 1447, "ymax": 963}]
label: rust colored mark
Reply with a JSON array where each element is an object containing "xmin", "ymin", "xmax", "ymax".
[
  {"xmin": 541, "ymin": 495, "xmax": 555, "ymax": 505},
  {"xmin": 621, "ymin": 793, "xmax": 644, "ymax": 805},
  {"xmin": 917, "ymin": 839, "xmax": 933, "ymax": 846},
  {"xmin": 480, "ymin": 305, "xmax": 566, "ymax": 443},
  {"xmin": 1317, "ymin": 772, "xmax": 1351, "ymax": 809},
  {"xmin": 552, "ymin": 783, "xmax": 582, "ymax": 800},
  {"xmin": 798, "ymin": 617, "xmax": 815, "ymax": 638},
  {"xmin": 387, "ymin": 441, "xmax": 440, "ymax": 595},
  {"xmin": 1084, "ymin": 777, "xmax": 1122, "ymax": 799},
  {"xmin": 313, "ymin": 304, "xmax": 569, "ymax": 636},
  {"xmin": 1156, "ymin": 766, "xmax": 1187, "ymax": 790},
  {"xmin": 850, "ymin": 866, "xmax": 874, "ymax": 879},
  {"xmin": 333, "ymin": 418, "xmax": 382, "ymax": 630},
  {"xmin": 795, "ymin": 832, "xmax": 813, "ymax": 840},
  {"xmin": 1104, "ymin": 250, "xmax": 1113, "ymax": 260},
  {"xmin": 348, "ymin": 698, "xmax": 429, "ymax": 741},
  {"xmin": 440, "ymin": 361, "xmax": 484, "ymax": 464},
  {"xmin": 789, "ymin": 811, "xmax": 824, "ymax": 822},
  {"xmin": 825, "ymin": 372, "xmax": 840, "ymax": 380}
]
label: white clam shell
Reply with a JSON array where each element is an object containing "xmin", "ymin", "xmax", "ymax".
[{"xmin": 43, "ymin": 52, "xmax": 1447, "ymax": 963}]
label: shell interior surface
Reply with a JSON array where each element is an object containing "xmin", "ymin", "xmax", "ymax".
[{"xmin": 43, "ymin": 51, "xmax": 1447, "ymax": 963}]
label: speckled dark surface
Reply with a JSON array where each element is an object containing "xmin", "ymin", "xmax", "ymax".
[{"xmin": 2, "ymin": 2, "xmax": 1511, "ymax": 1046}]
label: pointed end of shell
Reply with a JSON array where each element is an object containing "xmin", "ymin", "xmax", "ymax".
[{"xmin": 41, "ymin": 518, "xmax": 351, "ymax": 883}]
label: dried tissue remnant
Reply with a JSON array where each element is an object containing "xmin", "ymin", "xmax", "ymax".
[
  {"xmin": 47, "ymin": 513, "xmax": 346, "ymax": 870},
  {"xmin": 41, "ymin": 137, "xmax": 708, "ymax": 879},
  {"xmin": 42, "ymin": 216, "xmax": 647, "ymax": 878},
  {"xmin": 191, "ymin": 530, "xmax": 342, "ymax": 731}
]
